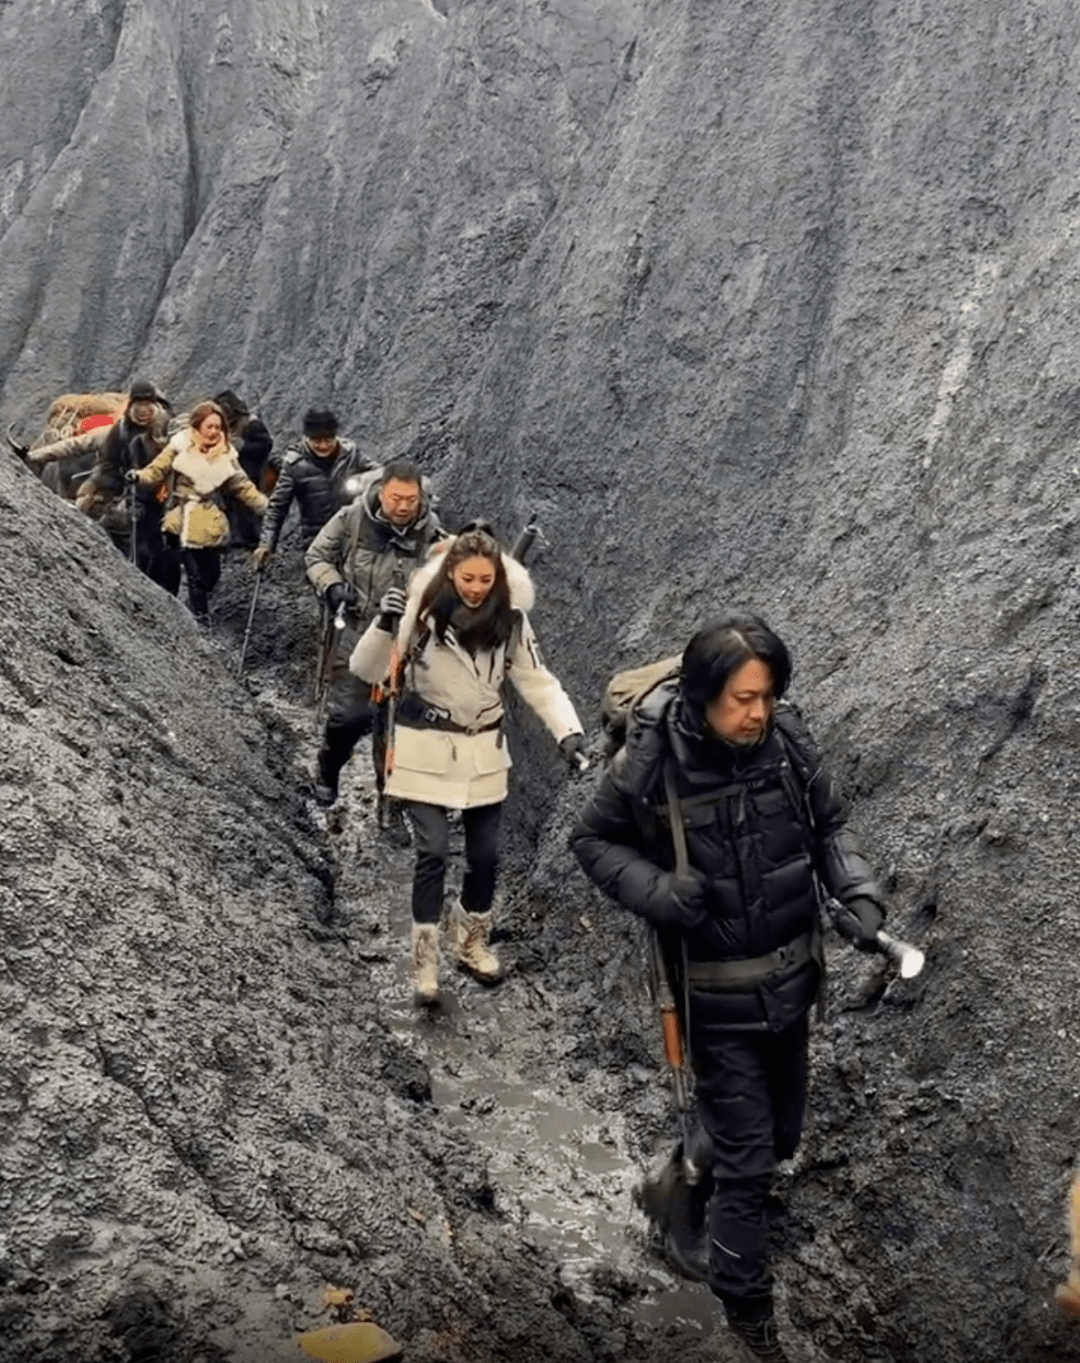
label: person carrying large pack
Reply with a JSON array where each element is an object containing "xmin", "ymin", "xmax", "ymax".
[{"xmin": 570, "ymin": 615, "xmax": 889, "ymax": 1363}]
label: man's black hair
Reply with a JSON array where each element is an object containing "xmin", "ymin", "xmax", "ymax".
[
  {"xmin": 380, "ymin": 458, "xmax": 423, "ymax": 486},
  {"xmin": 680, "ymin": 615, "xmax": 792, "ymax": 720}
]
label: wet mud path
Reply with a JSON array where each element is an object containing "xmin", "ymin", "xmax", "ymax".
[{"xmin": 317, "ymin": 738, "xmax": 723, "ymax": 1343}]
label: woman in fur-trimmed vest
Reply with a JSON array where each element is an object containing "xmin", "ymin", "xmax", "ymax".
[
  {"xmin": 351, "ymin": 524, "xmax": 586, "ymax": 1005},
  {"xmin": 132, "ymin": 400, "xmax": 268, "ymax": 624}
]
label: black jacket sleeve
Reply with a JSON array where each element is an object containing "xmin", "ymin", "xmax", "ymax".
[
  {"xmin": 570, "ymin": 757, "xmax": 675, "ymax": 924},
  {"xmin": 260, "ymin": 459, "xmax": 298, "ymax": 548},
  {"xmin": 798, "ymin": 737, "xmax": 886, "ymax": 915}
]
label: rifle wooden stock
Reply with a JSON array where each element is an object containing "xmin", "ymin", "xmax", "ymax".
[{"xmin": 660, "ymin": 1004, "xmax": 684, "ymax": 1071}]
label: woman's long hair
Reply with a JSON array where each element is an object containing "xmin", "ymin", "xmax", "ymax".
[
  {"xmin": 189, "ymin": 400, "xmax": 226, "ymax": 433},
  {"xmin": 417, "ymin": 528, "xmax": 516, "ymax": 654}
]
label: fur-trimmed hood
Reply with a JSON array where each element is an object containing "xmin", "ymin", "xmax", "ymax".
[{"xmin": 396, "ymin": 540, "xmax": 535, "ymax": 650}]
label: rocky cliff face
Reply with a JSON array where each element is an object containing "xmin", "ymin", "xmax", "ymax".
[{"xmin": 3, "ymin": 1, "xmax": 1080, "ymax": 1361}]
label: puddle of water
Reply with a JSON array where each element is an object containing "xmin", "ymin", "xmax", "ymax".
[
  {"xmin": 380, "ymin": 971, "xmax": 719, "ymax": 1333},
  {"xmin": 333, "ymin": 770, "xmax": 720, "ymax": 1335}
]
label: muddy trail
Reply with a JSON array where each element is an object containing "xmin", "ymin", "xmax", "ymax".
[
  {"xmin": 4, "ymin": 473, "xmax": 1077, "ymax": 1363},
  {"xmin": 219, "ymin": 547, "xmax": 811, "ymax": 1360}
]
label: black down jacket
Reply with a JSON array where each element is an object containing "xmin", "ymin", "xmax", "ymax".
[
  {"xmin": 571, "ymin": 681, "xmax": 884, "ymax": 1031},
  {"xmin": 260, "ymin": 440, "xmax": 373, "ymax": 549}
]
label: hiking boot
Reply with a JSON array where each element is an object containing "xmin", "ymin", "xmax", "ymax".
[
  {"xmin": 411, "ymin": 924, "xmax": 440, "ymax": 1005},
  {"xmin": 724, "ymin": 1302, "xmax": 791, "ymax": 1363},
  {"xmin": 449, "ymin": 899, "xmax": 502, "ymax": 983},
  {"xmin": 1057, "ymin": 1281, "xmax": 1080, "ymax": 1318},
  {"xmin": 379, "ymin": 795, "xmax": 412, "ymax": 848},
  {"xmin": 313, "ymin": 755, "xmax": 340, "ymax": 808}
]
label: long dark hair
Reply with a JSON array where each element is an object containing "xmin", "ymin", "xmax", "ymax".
[
  {"xmin": 680, "ymin": 614, "xmax": 792, "ymax": 724},
  {"xmin": 417, "ymin": 528, "xmax": 516, "ymax": 654}
]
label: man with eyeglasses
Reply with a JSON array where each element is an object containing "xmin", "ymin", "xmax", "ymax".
[{"xmin": 305, "ymin": 460, "xmax": 444, "ymax": 816}]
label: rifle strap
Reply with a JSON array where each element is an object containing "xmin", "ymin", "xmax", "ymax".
[{"xmin": 662, "ymin": 763, "xmax": 690, "ymax": 876}]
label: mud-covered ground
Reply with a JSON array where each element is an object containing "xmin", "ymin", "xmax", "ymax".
[
  {"xmin": 0, "ymin": 460, "xmax": 788, "ymax": 1363},
  {"xmin": 5, "ymin": 445, "xmax": 1080, "ymax": 1362}
]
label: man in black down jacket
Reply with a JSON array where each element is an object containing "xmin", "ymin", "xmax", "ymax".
[
  {"xmin": 252, "ymin": 407, "xmax": 373, "ymax": 566},
  {"xmin": 570, "ymin": 615, "xmax": 885, "ymax": 1363}
]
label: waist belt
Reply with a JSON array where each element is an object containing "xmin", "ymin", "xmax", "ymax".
[
  {"xmin": 397, "ymin": 694, "xmax": 503, "ymax": 736},
  {"xmin": 686, "ymin": 931, "xmax": 815, "ymax": 991}
]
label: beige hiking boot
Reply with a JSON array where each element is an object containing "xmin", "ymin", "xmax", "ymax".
[
  {"xmin": 411, "ymin": 923, "xmax": 440, "ymax": 1005},
  {"xmin": 449, "ymin": 899, "xmax": 503, "ymax": 983}
]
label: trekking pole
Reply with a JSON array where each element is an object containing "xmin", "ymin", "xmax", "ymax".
[
  {"xmin": 5, "ymin": 425, "xmax": 30, "ymax": 463},
  {"xmin": 312, "ymin": 602, "xmax": 346, "ymax": 737},
  {"xmin": 236, "ymin": 564, "xmax": 265, "ymax": 679},
  {"xmin": 127, "ymin": 475, "xmax": 138, "ymax": 567}
]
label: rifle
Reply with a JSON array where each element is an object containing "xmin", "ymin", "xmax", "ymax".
[
  {"xmin": 646, "ymin": 927, "xmax": 690, "ymax": 1112},
  {"xmin": 657, "ymin": 766, "xmax": 697, "ymax": 1171},
  {"xmin": 236, "ymin": 562, "xmax": 265, "ymax": 679}
]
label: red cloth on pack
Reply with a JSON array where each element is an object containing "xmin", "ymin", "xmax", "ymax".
[{"xmin": 79, "ymin": 413, "xmax": 117, "ymax": 433}]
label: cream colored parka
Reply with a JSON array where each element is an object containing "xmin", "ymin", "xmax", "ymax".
[
  {"xmin": 135, "ymin": 429, "xmax": 267, "ymax": 548},
  {"xmin": 350, "ymin": 547, "xmax": 582, "ymax": 809}
]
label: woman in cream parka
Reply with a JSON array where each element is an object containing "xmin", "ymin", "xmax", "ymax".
[
  {"xmin": 350, "ymin": 524, "xmax": 586, "ymax": 1004},
  {"xmin": 132, "ymin": 400, "xmax": 267, "ymax": 624}
]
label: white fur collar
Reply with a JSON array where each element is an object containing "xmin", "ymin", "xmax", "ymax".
[{"xmin": 396, "ymin": 540, "xmax": 534, "ymax": 650}]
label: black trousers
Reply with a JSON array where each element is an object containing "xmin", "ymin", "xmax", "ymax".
[
  {"xmin": 689, "ymin": 1010, "xmax": 810, "ymax": 1303},
  {"xmin": 407, "ymin": 801, "xmax": 502, "ymax": 925},
  {"xmin": 317, "ymin": 681, "xmax": 386, "ymax": 789},
  {"xmin": 181, "ymin": 546, "xmax": 223, "ymax": 622},
  {"xmin": 316, "ymin": 613, "xmax": 388, "ymax": 789},
  {"xmin": 122, "ymin": 517, "xmax": 181, "ymax": 596}
]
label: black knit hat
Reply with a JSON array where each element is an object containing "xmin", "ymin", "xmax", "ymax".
[
  {"xmin": 303, "ymin": 407, "xmax": 339, "ymax": 438},
  {"xmin": 128, "ymin": 378, "xmax": 170, "ymax": 408},
  {"xmin": 213, "ymin": 389, "xmax": 249, "ymax": 420}
]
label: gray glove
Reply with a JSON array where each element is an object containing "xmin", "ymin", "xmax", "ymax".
[
  {"xmin": 378, "ymin": 586, "xmax": 407, "ymax": 624},
  {"xmin": 831, "ymin": 895, "xmax": 884, "ymax": 952}
]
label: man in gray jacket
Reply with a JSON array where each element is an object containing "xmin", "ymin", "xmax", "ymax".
[{"xmin": 305, "ymin": 459, "xmax": 443, "ymax": 812}]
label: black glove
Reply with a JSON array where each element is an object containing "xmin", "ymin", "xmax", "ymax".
[
  {"xmin": 377, "ymin": 586, "xmax": 407, "ymax": 630},
  {"xmin": 647, "ymin": 869, "xmax": 710, "ymax": 931},
  {"xmin": 560, "ymin": 733, "xmax": 588, "ymax": 774},
  {"xmin": 832, "ymin": 895, "xmax": 884, "ymax": 952},
  {"xmin": 123, "ymin": 468, "xmax": 139, "ymax": 485},
  {"xmin": 325, "ymin": 582, "xmax": 359, "ymax": 614}
]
